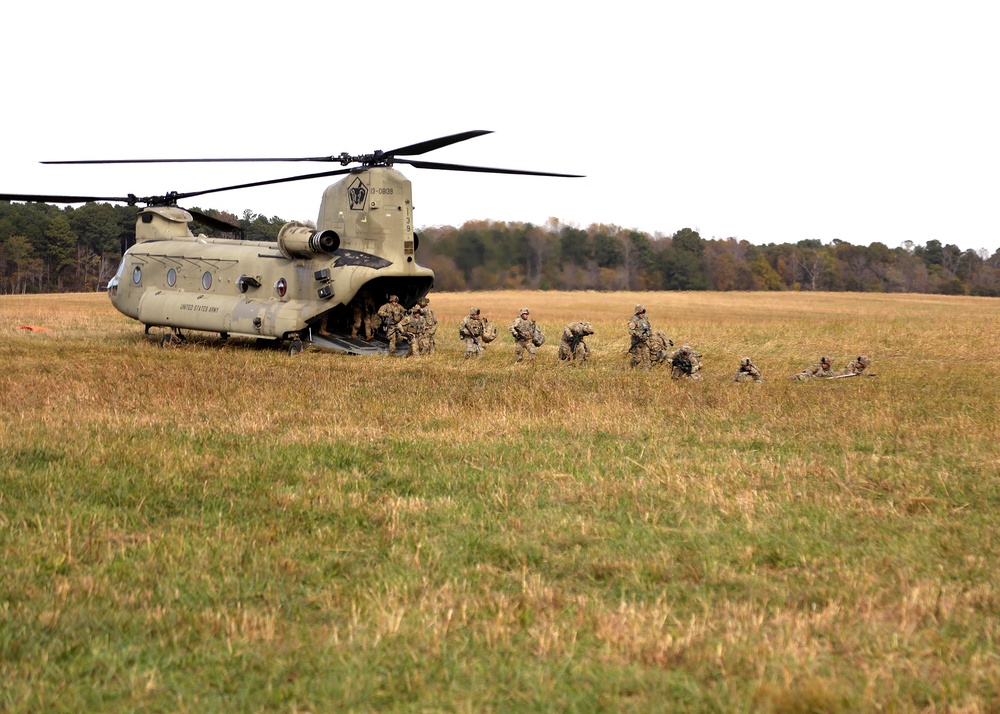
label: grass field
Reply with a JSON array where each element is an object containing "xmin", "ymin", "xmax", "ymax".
[{"xmin": 1, "ymin": 290, "xmax": 998, "ymax": 713}]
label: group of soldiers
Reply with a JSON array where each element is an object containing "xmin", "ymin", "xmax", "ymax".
[
  {"xmin": 368, "ymin": 296, "xmax": 876, "ymax": 379},
  {"xmin": 456, "ymin": 305, "xmax": 593, "ymax": 363},
  {"xmin": 374, "ymin": 294, "xmax": 439, "ymax": 357},
  {"xmin": 626, "ymin": 303, "xmax": 875, "ymax": 382},
  {"xmin": 627, "ymin": 304, "xmax": 704, "ymax": 379}
]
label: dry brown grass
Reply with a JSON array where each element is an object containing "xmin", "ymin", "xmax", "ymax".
[{"xmin": 1, "ymin": 290, "xmax": 999, "ymax": 712}]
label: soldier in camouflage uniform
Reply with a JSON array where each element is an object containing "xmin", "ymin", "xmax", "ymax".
[
  {"xmin": 838, "ymin": 354, "xmax": 875, "ymax": 377},
  {"xmin": 793, "ymin": 356, "xmax": 834, "ymax": 380},
  {"xmin": 732, "ymin": 357, "xmax": 763, "ymax": 382},
  {"xmin": 399, "ymin": 307, "xmax": 425, "ymax": 357},
  {"xmin": 647, "ymin": 331, "xmax": 674, "ymax": 365},
  {"xmin": 558, "ymin": 321, "xmax": 593, "ymax": 363},
  {"xmin": 668, "ymin": 344, "xmax": 703, "ymax": 380},
  {"xmin": 627, "ymin": 305, "xmax": 653, "ymax": 370},
  {"xmin": 509, "ymin": 307, "xmax": 537, "ymax": 363},
  {"xmin": 417, "ymin": 297, "xmax": 437, "ymax": 354},
  {"xmin": 350, "ymin": 288, "xmax": 378, "ymax": 340},
  {"xmin": 459, "ymin": 307, "xmax": 486, "ymax": 359},
  {"xmin": 376, "ymin": 295, "xmax": 407, "ymax": 356}
]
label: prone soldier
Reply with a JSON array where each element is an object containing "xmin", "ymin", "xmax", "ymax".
[
  {"xmin": 794, "ymin": 356, "xmax": 834, "ymax": 380},
  {"xmin": 836, "ymin": 355, "xmax": 876, "ymax": 378},
  {"xmin": 732, "ymin": 357, "xmax": 763, "ymax": 382}
]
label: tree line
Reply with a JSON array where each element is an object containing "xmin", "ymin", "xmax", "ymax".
[
  {"xmin": 2, "ymin": 201, "xmax": 998, "ymax": 296},
  {"xmin": 0, "ymin": 202, "xmax": 284, "ymax": 294},
  {"xmin": 420, "ymin": 219, "xmax": 1000, "ymax": 296}
]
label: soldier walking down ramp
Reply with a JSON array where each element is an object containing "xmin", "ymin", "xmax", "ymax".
[
  {"xmin": 509, "ymin": 308, "xmax": 538, "ymax": 363},
  {"xmin": 558, "ymin": 321, "xmax": 593, "ymax": 363},
  {"xmin": 417, "ymin": 297, "xmax": 437, "ymax": 354},
  {"xmin": 794, "ymin": 356, "xmax": 834, "ymax": 380},
  {"xmin": 668, "ymin": 344, "xmax": 703, "ymax": 380},
  {"xmin": 399, "ymin": 307, "xmax": 425, "ymax": 358},
  {"xmin": 351, "ymin": 288, "xmax": 378, "ymax": 340},
  {"xmin": 377, "ymin": 295, "xmax": 406, "ymax": 356},
  {"xmin": 627, "ymin": 305, "xmax": 653, "ymax": 370},
  {"xmin": 459, "ymin": 307, "xmax": 486, "ymax": 359},
  {"xmin": 732, "ymin": 357, "xmax": 763, "ymax": 382}
]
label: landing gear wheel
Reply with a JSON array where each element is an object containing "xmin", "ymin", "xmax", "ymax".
[{"xmin": 288, "ymin": 339, "xmax": 304, "ymax": 356}]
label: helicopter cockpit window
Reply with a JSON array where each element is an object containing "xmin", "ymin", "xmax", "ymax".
[
  {"xmin": 202, "ymin": 272, "xmax": 213, "ymax": 290},
  {"xmin": 167, "ymin": 268, "xmax": 177, "ymax": 287},
  {"xmin": 132, "ymin": 266, "xmax": 142, "ymax": 285}
]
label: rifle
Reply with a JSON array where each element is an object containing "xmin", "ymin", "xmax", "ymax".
[{"xmin": 828, "ymin": 372, "xmax": 877, "ymax": 379}]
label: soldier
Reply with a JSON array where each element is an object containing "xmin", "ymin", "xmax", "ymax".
[
  {"xmin": 627, "ymin": 304, "xmax": 653, "ymax": 370},
  {"xmin": 459, "ymin": 307, "xmax": 486, "ymax": 359},
  {"xmin": 417, "ymin": 296, "xmax": 437, "ymax": 354},
  {"xmin": 509, "ymin": 307, "xmax": 537, "ymax": 363},
  {"xmin": 558, "ymin": 321, "xmax": 594, "ymax": 363},
  {"xmin": 732, "ymin": 357, "xmax": 763, "ymax": 382},
  {"xmin": 399, "ymin": 307, "xmax": 425, "ymax": 357},
  {"xmin": 647, "ymin": 330, "xmax": 674, "ymax": 365},
  {"xmin": 794, "ymin": 356, "xmax": 834, "ymax": 380},
  {"xmin": 351, "ymin": 288, "xmax": 378, "ymax": 340},
  {"xmin": 376, "ymin": 294, "xmax": 406, "ymax": 356},
  {"xmin": 838, "ymin": 354, "xmax": 875, "ymax": 377},
  {"xmin": 668, "ymin": 344, "xmax": 703, "ymax": 380}
]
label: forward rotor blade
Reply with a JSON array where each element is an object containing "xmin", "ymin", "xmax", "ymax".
[
  {"xmin": 394, "ymin": 158, "xmax": 584, "ymax": 178},
  {"xmin": 385, "ymin": 130, "xmax": 493, "ymax": 157},
  {"xmin": 172, "ymin": 166, "xmax": 359, "ymax": 201},
  {"xmin": 0, "ymin": 192, "xmax": 133, "ymax": 204},
  {"xmin": 187, "ymin": 209, "xmax": 245, "ymax": 237},
  {"xmin": 42, "ymin": 156, "xmax": 342, "ymax": 165}
]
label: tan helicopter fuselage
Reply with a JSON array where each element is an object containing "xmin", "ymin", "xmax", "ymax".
[{"xmin": 107, "ymin": 167, "xmax": 434, "ymax": 344}]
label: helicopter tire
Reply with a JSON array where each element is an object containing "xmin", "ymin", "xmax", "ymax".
[{"xmin": 288, "ymin": 339, "xmax": 304, "ymax": 356}]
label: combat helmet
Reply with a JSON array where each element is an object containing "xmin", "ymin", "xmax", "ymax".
[
  {"xmin": 520, "ymin": 307, "xmax": 530, "ymax": 316},
  {"xmin": 634, "ymin": 304, "xmax": 645, "ymax": 314},
  {"xmin": 389, "ymin": 294, "xmax": 399, "ymax": 302},
  {"xmin": 418, "ymin": 297, "xmax": 429, "ymax": 307},
  {"xmin": 470, "ymin": 307, "xmax": 480, "ymax": 315},
  {"xmin": 741, "ymin": 357, "xmax": 752, "ymax": 367},
  {"xmin": 857, "ymin": 355, "xmax": 871, "ymax": 367}
]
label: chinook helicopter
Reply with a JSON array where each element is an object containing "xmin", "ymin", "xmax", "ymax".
[{"xmin": 1, "ymin": 130, "xmax": 581, "ymax": 354}]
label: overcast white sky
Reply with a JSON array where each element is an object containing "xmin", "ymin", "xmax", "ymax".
[{"xmin": 2, "ymin": 1, "xmax": 998, "ymax": 253}]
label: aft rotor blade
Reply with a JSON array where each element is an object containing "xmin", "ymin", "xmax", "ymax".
[
  {"xmin": 385, "ymin": 130, "xmax": 493, "ymax": 157},
  {"xmin": 172, "ymin": 166, "xmax": 359, "ymax": 201},
  {"xmin": 394, "ymin": 159, "xmax": 584, "ymax": 178},
  {"xmin": 0, "ymin": 192, "xmax": 133, "ymax": 204},
  {"xmin": 40, "ymin": 131, "xmax": 495, "ymax": 165}
]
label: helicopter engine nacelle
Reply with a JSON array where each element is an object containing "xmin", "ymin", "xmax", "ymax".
[{"xmin": 276, "ymin": 222, "xmax": 341, "ymax": 259}]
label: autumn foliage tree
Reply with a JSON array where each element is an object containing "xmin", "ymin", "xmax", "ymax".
[{"xmin": 2, "ymin": 200, "xmax": 998, "ymax": 296}]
